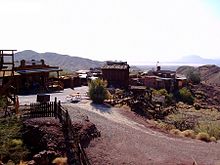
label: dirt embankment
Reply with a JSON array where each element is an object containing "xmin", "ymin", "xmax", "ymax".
[
  {"xmin": 191, "ymin": 83, "xmax": 220, "ymax": 111},
  {"xmin": 22, "ymin": 117, "xmax": 99, "ymax": 165}
]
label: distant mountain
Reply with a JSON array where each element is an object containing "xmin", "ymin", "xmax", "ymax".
[
  {"xmin": 15, "ymin": 50, "xmax": 104, "ymax": 71},
  {"xmin": 176, "ymin": 64, "xmax": 220, "ymax": 86},
  {"xmin": 169, "ymin": 55, "xmax": 220, "ymax": 66}
]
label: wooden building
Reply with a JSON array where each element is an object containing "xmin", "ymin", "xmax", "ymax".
[
  {"xmin": 59, "ymin": 74, "xmax": 81, "ymax": 89},
  {"xmin": 145, "ymin": 66, "xmax": 187, "ymax": 92},
  {"xmin": 101, "ymin": 61, "xmax": 129, "ymax": 89},
  {"xmin": 15, "ymin": 59, "xmax": 62, "ymax": 94}
]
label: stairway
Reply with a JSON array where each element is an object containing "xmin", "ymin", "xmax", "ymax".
[{"xmin": 0, "ymin": 50, "xmax": 17, "ymax": 105}]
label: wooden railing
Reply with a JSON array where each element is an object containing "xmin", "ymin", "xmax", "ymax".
[{"xmin": 23, "ymin": 98, "xmax": 91, "ymax": 165}]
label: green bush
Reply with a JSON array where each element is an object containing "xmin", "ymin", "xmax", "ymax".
[
  {"xmin": 0, "ymin": 117, "xmax": 30, "ymax": 163},
  {"xmin": 88, "ymin": 78, "xmax": 109, "ymax": 104},
  {"xmin": 186, "ymin": 69, "xmax": 201, "ymax": 84},
  {"xmin": 178, "ymin": 87, "xmax": 194, "ymax": 105}
]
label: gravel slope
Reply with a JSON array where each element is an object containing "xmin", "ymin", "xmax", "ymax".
[{"xmin": 65, "ymin": 101, "xmax": 220, "ymax": 165}]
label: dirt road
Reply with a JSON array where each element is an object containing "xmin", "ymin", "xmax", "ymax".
[{"xmin": 65, "ymin": 100, "xmax": 220, "ymax": 165}]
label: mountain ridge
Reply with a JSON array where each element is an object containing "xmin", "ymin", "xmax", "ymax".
[
  {"xmin": 168, "ymin": 55, "xmax": 220, "ymax": 65},
  {"xmin": 15, "ymin": 50, "xmax": 104, "ymax": 71}
]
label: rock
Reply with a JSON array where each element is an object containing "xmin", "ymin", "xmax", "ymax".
[
  {"xmin": 33, "ymin": 150, "xmax": 60, "ymax": 165},
  {"xmin": 72, "ymin": 120, "xmax": 100, "ymax": 148}
]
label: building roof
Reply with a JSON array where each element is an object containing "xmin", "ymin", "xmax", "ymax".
[
  {"xmin": 155, "ymin": 70, "xmax": 176, "ymax": 74},
  {"xmin": 16, "ymin": 68, "xmax": 62, "ymax": 74},
  {"xmin": 102, "ymin": 61, "xmax": 129, "ymax": 70}
]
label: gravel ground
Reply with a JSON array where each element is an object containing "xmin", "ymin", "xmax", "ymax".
[
  {"xmin": 65, "ymin": 101, "xmax": 220, "ymax": 165},
  {"xmin": 19, "ymin": 87, "xmax": 220, "ymax": 164},
  {"xmin": 18, "ymin": 87, "xmax": 88, "ymax": 105}
]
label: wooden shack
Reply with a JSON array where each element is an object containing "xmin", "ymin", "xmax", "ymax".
[
  {"xmin": 15, "ymin": 59, "xmax": 62, "ymax": 94},
  {"xmin": 101, "ymin": 61, "xmax": 129, "ymax": 89},
  {"xmin": 60, "ymin": 74, "xmax": 81, "ymax": 89}
]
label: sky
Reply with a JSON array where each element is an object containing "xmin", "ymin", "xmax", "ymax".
[{"xmin": 1, "ymin": 0, "xmax": 220, "ymax": 65}]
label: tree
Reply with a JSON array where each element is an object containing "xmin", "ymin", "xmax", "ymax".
[
  {"xmin": 88, "ymin": 78, "xmax": 109, "ymax": 104},
  {"xmin": 186, "ymin": 69, "xmax": 201, "ymax": 85}
]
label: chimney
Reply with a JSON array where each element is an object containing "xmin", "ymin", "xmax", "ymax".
[
  {"xmin": 157, "ymin": 66, "xmax": 161, "ymax": 71},
  {"xmin": 20, "ymin": 60, "xmax": 26, "ymax": 67},
  {"xmin": 41, "ymin": 59, "xmax": 45, "ymax": 65},
  {"xmin": 31, "ymin": 59, "xmax": 35, "ymax": 65}
]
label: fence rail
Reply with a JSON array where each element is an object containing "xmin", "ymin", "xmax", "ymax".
[{"xmin": 23, "ymin": 98, "xmax": 91, "ymax": 165}]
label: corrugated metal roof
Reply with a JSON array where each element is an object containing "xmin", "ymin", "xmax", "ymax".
[
  {"xmin": 16, "ymin": 68, "xmax": 62, "ymax": 74},
  {"xmin": 102, "ymin": 64, "xmax": 129, "ymax": 70}
]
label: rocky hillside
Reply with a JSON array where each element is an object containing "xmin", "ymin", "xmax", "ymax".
[
  {"xmin": 15, "ymin": 50, "xmax": 104, "ymax": 71},
  {"xmin": 176, "ymin": 65, "xmax": 220, "ymax": 86}
]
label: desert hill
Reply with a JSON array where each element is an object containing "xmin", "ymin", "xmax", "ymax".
[
  {"xmin": 15, "ymin": 50, "xmax": 104, "ymax": 71},
  {"xmin": 176, "ymin": 65, "xmax": 220, "ymax": 86}
]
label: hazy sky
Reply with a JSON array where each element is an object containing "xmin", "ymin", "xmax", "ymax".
[{"xmin": 1, "ymin": 0, "xmax": 220, "ymax": 64}]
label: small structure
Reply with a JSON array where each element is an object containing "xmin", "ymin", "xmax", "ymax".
[
  {"xmin": 144, "ymin": 65, "xmax": 187, "ymax": 92},
  {"xmin": 0, "ymin": 50, "xmax": 17, "ymax": 104},
  {"xmin": 102, "ymin": 61, "xmax": 130, "ymax": 89},
  {"xmin": 59, "ymin": 73, "xmax": 81, "ymax": 89},
  {"xmin": 15, "ymin": 59, "xmax": 63, "ymax": 94}
]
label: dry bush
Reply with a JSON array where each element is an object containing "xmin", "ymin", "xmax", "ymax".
[
  {"xmin": 196, "ymin": 132, "xmax": 210, "ymax": 142},
  {"xmin": 18, "ymin": 161, "xmax": 28, "ymax": 165},
  {"xmin": 52, "ymin": 157, "xmax": 67, "ymax": 165},
  {"xmin": 210, "ymin": 136, "xmax": 217, "ymax": 143},
  {"xmin": 181, "ymin": 130, "xmax": 195, "ymax": 139},
  {"xmin": 195, "ymin": 121, "xmax": 220, "ymax": 140},
  {"xmin": 166, "ymin": 113, "xmax": 197, "ymax": 131},
  {"xmin": 170, "ymin": 129, "xmax": 183, "ymax": 137}
]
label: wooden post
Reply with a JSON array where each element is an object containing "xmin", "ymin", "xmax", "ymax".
[
  {"xmin": 54, "ymin": 97, "xmax": 57, "ymax": 119},
  {"xmin": 58, "ymin": 100, "xmax": 61, "ymax": 123}
]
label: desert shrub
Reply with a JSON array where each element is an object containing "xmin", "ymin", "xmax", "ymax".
[
  {"xmin": 9, "ymin": 139, "xmax": 23, "ymax": 147},
  {"xmin": 196, "ymin": 132, "xmax": 210, "ymax": 142},
  {"xmin": 181, "ymin": 130, "xmax": 195, "ymax": 139},
  {"xmin": 210, "ymin": 136, "xmax": 217, "ymax": 143},
  {"xmin": 211, "ymin": 136, "xmax": 217, "ymax": 143},
  {"xmin": 186, "ymin": 69, "xmax": 201, "ymax": 85},
  {"xmin": 88, "ymin": 78, "xmax": 109, "ymax": 104},
  {"xmin": 0, "ymin": 117, "xmax": 30, "ymax": 164},
  {"xmin": 194, "ymin": 103, "xmax": 201, "ymax": 110},
  {"xmin": 165, "ymin": 93, "xmax": 174, "ymax": 105},
  {"xmin": 52, "ymin": 157, "xmax": 67, "ymax": 165},
  {"xmin": 178, "ymin": 87, "xmax": 194, "ymax": 105},
  {"xmin": 166, "ymin": 113, "xmax": 197, "ymax": 131},
  {"xmin": 152, "ymin": 89, "xmax": 174, "ymax": 105},
  {"xmin": 170, "ymin": 129, "xmax": 183, "ymax": 136},
  {"xmin": 155, "ymin": 121, "xmax": 175, "ymax": 131},
  {"xmin": 0, "ymin": 96, "xmax": 7, "ymax": 108},
  {"xmin": 195, "ymin": 121, "xmax": 220, "ymax": 140}
]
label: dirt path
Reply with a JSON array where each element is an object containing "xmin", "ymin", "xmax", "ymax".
[{"xmin": 64, "ymin": 100, "xmax": 220, "ymax": 165}]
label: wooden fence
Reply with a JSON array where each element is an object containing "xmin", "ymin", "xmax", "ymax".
[{"xmin": 23, "ymin": 98, "xmax": 91, "ymax": 165}]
